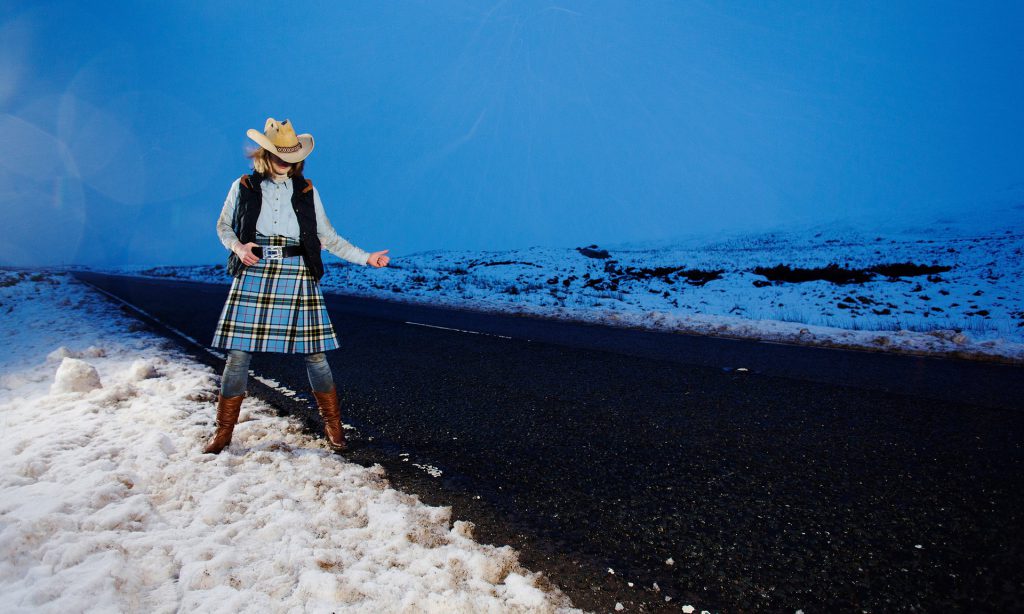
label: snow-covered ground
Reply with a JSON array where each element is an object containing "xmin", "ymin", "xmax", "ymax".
[
  {"xmin": 0, "ymin": 270, "xmax": 584, "ymax": 613},
  {"xmin": 85, "ymin": 209, "xmax": 1024, "ymax": 363}
]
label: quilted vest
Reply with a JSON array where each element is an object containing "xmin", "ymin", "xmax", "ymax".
[{"xmin": 225, "ymin": 171, "xmax": 325, "ymax": 282}]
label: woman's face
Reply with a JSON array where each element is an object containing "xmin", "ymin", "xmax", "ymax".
[{"xmin": 269, "ymin": 153, "xmax": 293, "ymax": 175}]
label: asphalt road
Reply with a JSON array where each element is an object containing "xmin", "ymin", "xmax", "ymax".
[{"xmin": 72, "ymin": 271, "xmax": 1024, "ymax": 613}]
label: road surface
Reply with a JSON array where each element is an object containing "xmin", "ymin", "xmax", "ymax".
[{"xmin": 72, "ymin": 271, "xmax": 1024, "ymax": 612}]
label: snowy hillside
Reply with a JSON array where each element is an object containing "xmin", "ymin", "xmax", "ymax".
[
  {"xmin": 84, "ymin": 213, "xmax": 1024, "ymax": 363},
  {"xmin": 0, "ymin": 270, "xmax": 583, "ymax": 613}
]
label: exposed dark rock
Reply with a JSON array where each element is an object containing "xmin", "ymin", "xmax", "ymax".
[{"xmin": 576, "ymin": 246, "xmax": 611, "ymax": 259}]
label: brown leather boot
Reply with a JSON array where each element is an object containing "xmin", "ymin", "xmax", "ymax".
[
  {"xmin": 203, "ymin": 393, "xmax": 245, "ymax": 454},
  {"xmin": 311, "ymin": 386, "xmax": 347, "ymax": 451}
]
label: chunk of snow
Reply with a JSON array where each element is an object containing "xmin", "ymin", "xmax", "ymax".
[
  {"xmin": 82, "ymin": 345, "xmax": 107, "ymax": 357},
  {"xmin": 127, "ymin": 359, "xmax": 159, "ymax": 381},
  {"xmin": 502, "ymin": 572, "xmax": 548, "ymax": 608},
  {"xmin": 51, "ymin": 357, "xmax": 102, "ymax": 393},
  {"xmin": 451, "ymin": 520, "xmax": 475, "ymax": 539},
  {"xmin": 47, "ymin": 345, "xmax": 77, "ymax": 362}
]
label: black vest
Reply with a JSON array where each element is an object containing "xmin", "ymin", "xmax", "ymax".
[{"xmin": 226, "ymin": 171, "xmax": 325, "ymax": 282}]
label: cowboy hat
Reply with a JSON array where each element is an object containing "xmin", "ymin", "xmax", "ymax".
[{"xmin": 246, "ymin": 117, "xmax": 314, "ymax": 164}]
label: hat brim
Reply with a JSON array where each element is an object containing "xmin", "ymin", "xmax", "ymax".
[{"xmin": 246, "ymin": 129, "xmax": 314, "ymax": 164}]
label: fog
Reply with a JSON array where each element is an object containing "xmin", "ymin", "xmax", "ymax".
[{"xmin": 2, "ymin": 0, "xmax": 1021, "ymax": 266}]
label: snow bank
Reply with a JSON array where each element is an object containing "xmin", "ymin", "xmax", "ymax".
[{"xmin": 0, "ymin": 271, "xmax": 582, "ymax": 613}]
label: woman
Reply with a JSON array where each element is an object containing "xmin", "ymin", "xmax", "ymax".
[{"xmin": 206, "ymin": 117, "xmax": 390, "ymax": 454}]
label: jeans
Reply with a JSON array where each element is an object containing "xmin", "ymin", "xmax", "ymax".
[{"xmin": 219, "ymin": 349, "xmax": 335, "ymax": 397}]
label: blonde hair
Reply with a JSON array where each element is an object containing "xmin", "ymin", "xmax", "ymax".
[{"xmin": 245, "ymin": 146, "xmax": 306, "ymax": 177}]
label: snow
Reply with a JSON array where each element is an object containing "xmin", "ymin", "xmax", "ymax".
[
  {"xmin": 0, "ymin": 271, "xmax": 582, "ymax": 613},
  {"xmin": 4, "ymin": 213, "xmax": 1017, "ymax": 613},
  {"xmin": 79, "ymin": 210, "xmax": 1024, "ymax": 363},
  {"xmin": 51, "ymin": 357, "xmax": 102, "ymax": 394}
]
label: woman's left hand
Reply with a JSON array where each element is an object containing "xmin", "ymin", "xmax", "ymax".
[{"xmin": 367, "ymin": 249, "xmax": 390, "ymax": 268}]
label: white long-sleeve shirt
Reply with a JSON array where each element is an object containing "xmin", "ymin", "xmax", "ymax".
[{"xmin": 216, "ymin": 176, "xmax": 370, "ymax": 266}]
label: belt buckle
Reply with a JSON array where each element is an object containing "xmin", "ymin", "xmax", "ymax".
[{"xmin": 263, "ymin": 245, "xmax": 283, "ymax": 260}]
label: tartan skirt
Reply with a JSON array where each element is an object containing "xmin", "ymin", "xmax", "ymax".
[{"xmin": 210, "ymin": 233, "xmax": 339, "ymax": 354}]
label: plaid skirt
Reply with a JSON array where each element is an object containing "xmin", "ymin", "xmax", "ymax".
[{"xmin": 210, "ymin": 233, "xmax": 339, "ymax": 354}]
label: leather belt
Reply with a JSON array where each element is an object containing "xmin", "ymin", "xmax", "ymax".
[{"xmin": 252, "ymin": 245, "xmax": 304, "ymax": 260}]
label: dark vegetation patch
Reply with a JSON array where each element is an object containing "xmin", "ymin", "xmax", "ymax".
[
  {"xmin": 575, "ymin": 245, "xmax": 610, "ymax": 259},
  {"xmin": 676, "ymin": 269, "xmax": 724, "ymax": 285},
  {"xmin": 754, "ymin": 264, "xmax": 873, "ymax": 285},
  {"xmin": 582, "ymin": 278, "xmax": 614, "ymax": 291},
  {"xmin": 0, "ymin": 270, "xmax": 62, "ymax": 287},
  {"xmin": 753, "ymin": 262, "xmax": 952, "ymax": 285},
  {"xmin": 467, "ymin": 260, "xmax": 542, "ymax": 269},
  {"xmin": 581, "ymin": 260, "xmax": 723, "ymax": 291},
  {"xmin": 0, "ymin": 271, "xmax": 29, "ymax": 287},
  {"xmin": 602, "ymin": 259, "xmax": 724, "ymax": 286},
  {"xmin": 868, "ymin": 262, "xmax": 952, "ymax": 279}
]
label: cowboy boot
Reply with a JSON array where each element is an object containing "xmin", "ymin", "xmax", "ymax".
[
  {"xmin": 311, "ymin": 385, "xmax": 347, "ymax": 451},
  {"xmin": 203, "ymin": 393, "xmax": 246, "ymax": 454}
]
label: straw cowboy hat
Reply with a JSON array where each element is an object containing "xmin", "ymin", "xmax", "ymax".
[{"xmin": 246, "ymin": 117, "xmax": 314, "ymax": 163}]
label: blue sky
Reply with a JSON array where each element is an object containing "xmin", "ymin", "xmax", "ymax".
[{"xmin": 2, "ymin": 1, "xmax": 1022, "ymax": 266}]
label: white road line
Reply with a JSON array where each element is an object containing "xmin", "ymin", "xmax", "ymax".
[
  {"xmin": 404, "ymin": 321, "xmax": 512, "ymax": 340},
  {"xmin": 79, "ymin": 278, "xmax": 507, "ymax": 407},
  {"xmin": 76, "ymin": 277, "xmax": 303, "ymax": 397},
  {"xmin": 76, "ymin": 277, "xmax": 228, "ymax": 359},
  {"xmin": 76, "ymin": 275, "xmax": 364, "ymax": 441}
]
